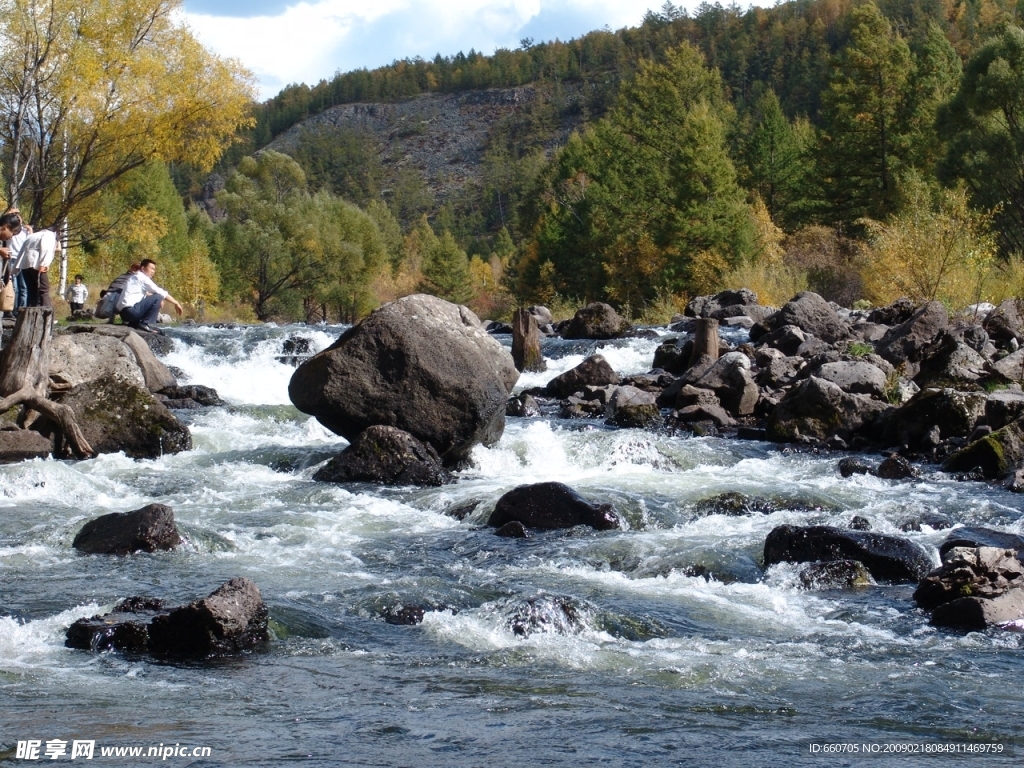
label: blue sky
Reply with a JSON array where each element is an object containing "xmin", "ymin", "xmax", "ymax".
[{"xmin": 180, "ymin": 0, "xmax": 678, "ymax": 100}]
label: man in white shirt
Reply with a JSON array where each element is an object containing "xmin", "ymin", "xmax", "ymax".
[
  {"xmin": 0, "ymin": 212, "xmax": 56, "ymax": 308},
  {"xmin": 116, "ymin": 259, "xmax": 183, "ymax": 333}
]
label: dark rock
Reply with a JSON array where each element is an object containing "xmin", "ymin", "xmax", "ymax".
[
  {"xmin": 983, "ymin": 298, "xmax": 1024, "ymax": 343},
  {"xmin": 985, "ymin": 389, "xmax": 1024, "ymax": 430},
  {"xmin": 898, "ymin": 512, "xmax": 954, "ymax": 532},
  {"xmin": 813, "ymin": 360, "xmax": 888, "ymax": 398},
  {"xmin": 868, "ymin": 297, "xmax": 917, "ymax": 326},
  {"xmin": 72, "ymin": 504, "xmax": 181, "ymax": 555},
  {"xmin": 875, "ymin": 455, "xmax": 918, "ymax": 480},
  {"xmin": 671, "ymin": 403, "xmax": 736, "ymax": 429},
  {"xmin": 51, "ymin": 378, "xmax": 191, "ymax": 459},
  {"xmin": 444, "ymin": 500, "xmax": 479, "ymax": 521},
  {"xmin": 756, "ymin": 355, "xmax": 804, "ymax": 389},
  {"xmin": 692, "ymin": 352, "xmax": 759, "ymax": 416},
  {"xmin": 963, "ymin": 325, "xmax": 990, "ymax": 353},
  {"xmin": 562, "ymin": 302, "xmax": 630, "ymax": 340},
  {"xmin": 914, "ymin": 331, "xmax": 988, "ymax": 388},
  {"xmin": 148, "ymin": 577, "xmax": 269, "ymax": 656},
  {"xmin": 771, "ymin": 291, "xmax": 851, "ymax": 343},
  {"xmin": 488, "ymin": 482, "xmax": 621, "ymax": 531},
  {"xmin": 495, "ymin": 521, "xmax": 531, "ymax": 538},
  {"xmin": 652, "ymin": 338, "xmax": 694, "ymax": 375},
  {"xmin": 883, "ymin": 388, "xmax": 986, "ymax": 450},
  {"xmin": 763, "ymin": 524, "xmax": 934, "ymax": 582},
  {"xmin": 914, "ymin": 547, "xmax": 1024, "ymax": 610},
  {"xmin": 690, "ymin": 492, "xmax": 811, "ymax": 518},
  {"xmin": 849, "ymin": 516, "xmax": 872, "ymax": 530},
  {"xmin": 312, "ymin": 426, "xmax": 452, "ymax": 486},
  {"xmin": 546, "ymin": 354, "xmax": 619, "ymax": 398},
  {"xmin": 506, "ymin": 393, "xmax": 540, "ymax": 418},
  {"xmin": 0, "ymin": 429, "xmax": 53, "ymax": 462},
  {"xmin": 383, "ymin": 604, "xmax": 427, "ymax": 625},
  {"xmin": 876, "ymin": 301, "xmax": 949, "ymax": 373},
  {"xmin": 504, "ymin": 595, "xmax": 589, "ymax": 637},
  {"xmin": 989, "ymin": 348, "xmax": 1024, "ymax": 382},
  {"xmin": 657, "ymin": 382, "xmax": 721, "ymax": 410},
  {"xmin": 929, "ymin": 587, "xmax": 1024, "ymax": 630},
  {"xmin": 798, "ymin": 560, "xmax": 874, "ymax": 589},
  {"xmin": 756, "ymin": 324, "xmax": 807, "ymax": 356},
  {"xmin": 686, "ymin": 289, "xmax": 759, "ymax": 318},
  {"xmin": 486, "ymin": 321, "xmax": 514, "ymax": 335},
  {"xmin": 65, "ymin": 600, "xmax": 167, "ymax": 652},
  {"xmin": 766, "ymin": 377, "xmax": 890, "ymax": 443},
  {"xmin": 938, "ymin": 527, "xmax": 1024, "ymax": 562},
  {"xmin": 158, "ymin": 385, "xmax": 225, "ymax": 407},
  {"xmin": 288, "ymin": 295, "xmax": 519, "ymax": 464},
  {"xmin": 942, "ymin": 415, "xmax": 1024, "ymax": 478},
  {"xmin": 838, "ymin": 457, "xmax": 873, "ymax": 477},
  {"xmin": 605, "ymin": 386, "xmax": 660, "ymax": 428}
]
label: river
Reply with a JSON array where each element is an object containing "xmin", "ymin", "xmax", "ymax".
[{"xmin": 1, "ymin": 323, "xmax": 1021, "ymax": 766}]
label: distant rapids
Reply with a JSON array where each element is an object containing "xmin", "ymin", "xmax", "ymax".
[{"xmin": 1, "ymin": 323, "xmax": 1021, "ymax": 767}]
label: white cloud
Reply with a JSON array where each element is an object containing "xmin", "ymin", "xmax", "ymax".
[{"xmin": 185, "ymin": 0, "xmax": 661, "ymax": 99}]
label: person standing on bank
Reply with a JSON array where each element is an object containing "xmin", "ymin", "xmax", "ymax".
[
  {"xmin": 116, "ymin": 259, "xmax": 182, "ymax": 333},
  {"xmin": 0, "ymin": 213, "xmax": 58, "ymax": 308},
  {"xmin": 66, "ymin": 274, "xmax": 89, "ymax": 314}
]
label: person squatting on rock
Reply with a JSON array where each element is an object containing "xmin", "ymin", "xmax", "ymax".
[
  {"xmin": 66, "ymin": 274, "xmax": 89, "ymax": 313},
  {"xmin": 0, "ymin": 212, "xmax": 59, "ymax": 308},
  {"xmin": 116, "ymin": 259, "xmax": 182, "ymax": 333}
]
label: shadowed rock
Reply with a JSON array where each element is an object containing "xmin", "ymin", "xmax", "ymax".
[
  {"xmin": 488, "ymin": 482, "xmax": 621, "ymax": 531},
  {"xmin": 914, "ymin": 547, "xmax": 1024, "ymax": 610},
  {"xmin": 148, "ymin": 577, "xmax": 269, "ymax": 656},
  {"xmin": 562, "ymin": 302, "xmax": 630, "ymax": 340},
  {"xmin": 313, "ymin": 426, "xmax": 452, "ymax": 486},
  {"xmin": 72, "ymin": 504, "xmax": 181, "ymax": 555},
  {"xmin": 764, "ymin": 524, "xmax": 933, "ymax": 583}
]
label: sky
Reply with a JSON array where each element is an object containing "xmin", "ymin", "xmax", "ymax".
[{"xmin": 180, "ymin": 0, "xmax": 678, "ymax": 100}]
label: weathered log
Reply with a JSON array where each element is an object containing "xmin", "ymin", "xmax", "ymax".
[
  {"xmin": 512, "ymin": 307, "xmax": 546, "ymax": 373},
  {"xmin": 0, "ymin": 307, "xmax": 93, "ymax": 458},
  {"xmin": 689, "ymin": 317, "xmax": 720, "ymax": 368}
]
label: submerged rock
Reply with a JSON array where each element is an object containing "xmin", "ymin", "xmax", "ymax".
[
  {"xmin": 798, "ymin": 560, "xmax": 874, "ymax": 590},
  {"xmin": 72, "ymin": 504, "xmax": 181, "ymax": 556},
  {"xmin": 488, "ymin": 482, "xmax": 621, "ymax": 531},
  {"xmin": 764, "ymin": 524, "xmax": 933, "ymax": 583},
  {"xmin": 312, "ymin": 426, "xmax": 452, "ymax": 486}
]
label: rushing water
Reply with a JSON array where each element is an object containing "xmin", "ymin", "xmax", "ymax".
[{"xmin": 1, "ymin": 323, "xmax": 1022, "ymax": 767}]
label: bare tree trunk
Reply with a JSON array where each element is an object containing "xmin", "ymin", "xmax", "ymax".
[
  {"xmin": 0, "ymin": 307, "xmax": 93, "ymax": 458},
  {"xmin": 512, "ymin": 308, "xmax": 546, "ymax": 373},
  {"xmin": 689, "ymin": 318, "xmax": 720, "ymax": 368}
]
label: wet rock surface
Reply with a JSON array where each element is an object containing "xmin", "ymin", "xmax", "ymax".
[{"xmin": 72, "ymin": 504, "xmax": 181, "ymax": 556}]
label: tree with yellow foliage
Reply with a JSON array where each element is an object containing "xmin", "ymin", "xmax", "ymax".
[{"xmin": 0, "ymin": 0, "xmax": 254, "ymax": 235}]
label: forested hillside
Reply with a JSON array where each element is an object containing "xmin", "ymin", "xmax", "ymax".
[{"xmin": 77, "ymin": 0, "xmax": 1024, "ymax": 322}]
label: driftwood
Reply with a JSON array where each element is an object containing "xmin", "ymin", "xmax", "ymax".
[
  {"xmin": 0, "ymin": 307, "xmax": 93, "ymax": 458},
  {"xmin": 512, "ymin": 307, "xmax": 546, "ymax": 373},
  {"xmin": 689, "ymin": 317, "xmax": 720, "ymax": 368}
]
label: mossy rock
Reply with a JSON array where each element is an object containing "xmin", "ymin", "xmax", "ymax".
[{"xmin": 942, "ymin": 415, "xmax": 1024, "ymax": 478}]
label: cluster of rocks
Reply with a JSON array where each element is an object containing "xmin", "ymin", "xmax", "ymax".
[
  {"xmin": 0, "ymin": 325, "xmax": 224, "ymax": 462},
  {"xmin": 507, "ymin": 292, "xmax": 1024, "ymax": 494},
  {"xmin": 65, "ymin": 504, "xmax": 268, "ymax": 656}
]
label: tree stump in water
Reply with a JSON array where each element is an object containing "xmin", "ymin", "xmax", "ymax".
[
  {"xmin": 0, "ymin": 307, "xmax": 93, "ymax": 458},
  {"xmin": 512, "ymin": 308, "xmax": 546, "ymax": 373},
  {"xmin": 689, "ymin": 317, "xmax": 720, "ymax": 368}
]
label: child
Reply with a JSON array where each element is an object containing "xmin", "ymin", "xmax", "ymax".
[{"xmin": 66, "ymin": 274, "xmax": 89, "ymax": 313}]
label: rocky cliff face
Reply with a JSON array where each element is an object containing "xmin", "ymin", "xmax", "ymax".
[{"xmin": 264, "ymin": 85, "xmax": 584, "ymax": 207}]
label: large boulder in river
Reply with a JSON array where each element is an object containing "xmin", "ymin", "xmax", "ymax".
[
  {"xmin": 49, "ymin": 332, "xmax": 146, "ymax": 390},
  {"xmin": 47, "ymin": 377, "xmax": 191, "ymax": 459},
  {"xmin": 562, "ymin": 302, "xmax": 630, "ymax": 339},
  {"xmin": 766, "ymin": 376, "xmax": 889, "ymax": 443},
  {"xmin": 882, "ymin": 388, "xmax": 986, "ymax": 449},
  {"xmin": 313, "ymin": 426, "xmax": 452, "ymax": 486},
  {"xmin": 942, "ymin": 415, "xmax": 1024, "ymax": 478},
  {"xmin": 72, "ymin": 504, "xmax": 181, "ymax": 555},
  {"xmin": 764, "ymin": 524, "xmax": 933, "ymax": 582},
  {"xmin": 288, "ymin": 295, "xmax": 519, "ymax": 464},
  {"xmin": 929, "ymin": 587, "xmax": 1024, "ymax": 630},
  {"xmin": 488, "ymin": 482, "xmax": 622, "ymax": 531}
]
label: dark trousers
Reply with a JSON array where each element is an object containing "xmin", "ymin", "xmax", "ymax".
[
  {"xmin": 22, "ymin": 268, "xmax": 51, "ymax": 308},
  {"xmin": 120, "ymin": 293, "xmax": 162, "ymax": 327}
]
